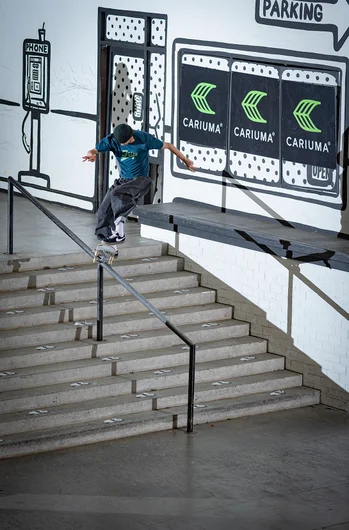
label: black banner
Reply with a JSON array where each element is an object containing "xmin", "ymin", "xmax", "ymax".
[
  {"xmin": 179, "ymin": 63, "xmax": 229, "ymax": 149},
  {"xmin": 281, "ymin": 81, "xmax": 337, "ymax": 169},
  {"xmin": 230, "ymin": 71, "xmax": 279, "ymax": 158}
]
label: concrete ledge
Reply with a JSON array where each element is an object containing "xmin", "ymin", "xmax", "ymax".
[{"xmin": 135, "ymin": 199, "xmax": 349, "ymax": 272}]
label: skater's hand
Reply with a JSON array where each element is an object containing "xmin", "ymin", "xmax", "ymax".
[
  {"xmin": 184, "ymin": 158, "xmax": 196, "ymax": 172},
  {"xmin": 82, "ymin": 150, "xmax": 97, "ymax": 163},
  {"xmin": 82, "ymin": 154, "xmax": 97, "ymax": 163},
  {"xmin": 162, "ymin": 143, "xmax": 196, "ymax": 172}
]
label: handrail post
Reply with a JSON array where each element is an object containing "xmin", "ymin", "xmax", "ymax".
[
  {"xmin": 97, "ymin": 263, "xmax": 104, "ymax": 341},
  {"xmin": 187, "ymin": 344, "xmax": 196, "ymax": 433},
  {"xmin": 7, "ymin": 179, "xmax": 14, "ymax": 254}
]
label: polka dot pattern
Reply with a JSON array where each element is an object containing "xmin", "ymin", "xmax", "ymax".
[
  {"xmin": 109, "ymin": 56, "xmax": 145, "ymax": 186},
  {"xmin": 106, "ymin": 15, "xmax": 145, "ymax": 44},
  {"xmin": 182, "ymin": 54, "xmax": 229, "ymax": 71},
  {"xmin": 229, "ymin": 151, "xmax": 280, "ymax": 184},
  {"xmin": 180, "ymin": 142, "xmax": 226, "ymax": 172},
  {"xmin": 151, "ymin": 18, "xmax": 166, "ymax": 47},
  {"xmin": 282, "ymin": 69, "xmax": 337, "ymax": 86},
  {"xmin": 149, "ymin": 53, "xmax": 165, "ymax": 159}
]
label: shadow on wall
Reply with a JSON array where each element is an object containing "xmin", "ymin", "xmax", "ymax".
[
  {"xmin": 228, "ymin": 287, "xmax": 349, "ymax": 412},
  {"xmin": 111, "ymin": 61, "xmax": 133, "ymax": 129},
  {"xmin": 107, "ymin": 62, "xmax": 134, "ymax": 183},
  {"xmin": 220, "ymin": 171, "xmax": 296, "ymax": 229},
  {"xmin": 168, "ymin": 235, "xmax": 349, "ymax": 413},
  {"xmin": 220, "ymin": 126, "xmax": 349, "ymax": 238},
  {"xmin": 339, "ymin": 127, "xmax": 349, "ymax": 236}
]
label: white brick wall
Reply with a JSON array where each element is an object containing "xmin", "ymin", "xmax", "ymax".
[
  {"xmin": 292, "ymin": 275, "xmax": 349, "ymax": 391},
  {"xmin": 141, "ymin": 225, "xmax": 349, "ymax": 406}
]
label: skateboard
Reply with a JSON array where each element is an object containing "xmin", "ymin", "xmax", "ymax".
[{"xmin": 93, "ymin": 242, "xmax": 118, "ymax": 265}]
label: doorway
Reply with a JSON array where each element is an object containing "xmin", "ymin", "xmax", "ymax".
[{"xmin": 97, "ymin": 8, "xmax": 167, "ymax": 208}]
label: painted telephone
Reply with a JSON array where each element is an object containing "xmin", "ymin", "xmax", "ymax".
[
  {"xmin": 23, "ymin": 23, "xmax": 50, "ymax": 113},
  {"xmin": 19, "ymin": 23, "xmax": 51, "ymax": 186}
]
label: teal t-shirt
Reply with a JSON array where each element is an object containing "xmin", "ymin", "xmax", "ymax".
[{"xmin": 96, "ymin": 130, "xmax": 163, "ymax": 180}]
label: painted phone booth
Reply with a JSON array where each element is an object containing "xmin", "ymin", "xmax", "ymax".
[{"xmin": 19, "ymin": 23, "xmax": 51, "ymax": 187}]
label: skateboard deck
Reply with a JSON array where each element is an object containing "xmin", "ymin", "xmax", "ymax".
[{"xmin": 93, "ymin": 242, "xmax": 118, "ymax": 265}]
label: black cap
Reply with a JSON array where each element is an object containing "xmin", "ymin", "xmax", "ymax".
[{"xmin": 113, "ymin": 124, "xmax": 133, "ymax": 143}]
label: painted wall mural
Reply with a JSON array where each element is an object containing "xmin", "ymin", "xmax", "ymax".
[
  {"xmin": 19, "ymin": 23, "xmax": 51, "ymax": 187},
  {"xmin": 256, "ymin": 0, "xmax": 349, "ymax": 52},
  {"xmin": 0, "ymin": 20, "xmax": 97, "ymax": 210},
  {"xmin": 0, "ymin": 0, "xmax": 348, "ymax": 231},
  {"xmin": 173, "ymin": 43, "xmax": 346, "ymax": 209}
]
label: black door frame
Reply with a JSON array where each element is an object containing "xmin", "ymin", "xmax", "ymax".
[{"xmin": 96, "ymin": 7, "xmax": 167, "ymax": 208}]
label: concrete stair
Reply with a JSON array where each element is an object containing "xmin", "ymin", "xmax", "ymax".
[
  {"xmin": 0, "ymin": 240, "xmax": 320, "ymax": 458},
  {"xmin": 0, "ymin": 288, "xmax": 218, "ymax": 330},
  {"xmin": 0, "ymin": 271, "xmax": 199, "ymax": 311}
]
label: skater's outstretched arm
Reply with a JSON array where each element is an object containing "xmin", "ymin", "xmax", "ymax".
[
  {"xmin": 83, "ymin": 135, "xmax": 120, "ymax": 163},
  {"xmin": 162, "ymin": 142, "xmax": 196, "ymax": 172},
  {"xmin": 82, "ymin": 148, "xmax": 98, "ymax": 162}
]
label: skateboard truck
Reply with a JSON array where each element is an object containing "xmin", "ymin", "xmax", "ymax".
[{"xmin": 93, "ymin": 243, "xmax": 118, "ymax": 265}]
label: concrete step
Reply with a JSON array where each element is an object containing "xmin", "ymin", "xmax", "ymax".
[
  {"xmin": 0, "ymin": 320, "xmax": 92, "ymax": 350},
  {"xmin": 0, "ymin": 370, "xmax": 301, "ymax": 435},
  {"xmin": 0, "ymin": 271, "xmax": 199, "ymax": 311},
  {"xmin": 0, "ymin": 336, "xmax": 268, "ymax": 391},
  {"xmin": 109, "ymin": 335, "xmax": 267, "ymax": 376},
  {"xmin": 0, "ymin": 387, "xmax": 320, "ymax": 459},
  {"xmin": 153, "ymin": 370, "xmax": 303, "ymax": 410},
  {"xmin": 0, "ymin": 255, "xmax": 183, "ymax": 292},
  {"xmin": 128, "ymin": 353, "xmax": 284, "ymax": 394},
  {"xmin": 0, "ymin": 320, "xmax": 252, "ymax": 370},
  {"xmin": 0, "ymin": 410, "xmax": 174, "ymax": 459},
  {"xmin": 0, "ymin": 375, "xmax": 133, "ymax": 413},
  {"xmin": 0, "ymin": 242, "xmax": 164, "ymax": 275},
  {"xmin": 0, "ymin": 393, "xmax": 154, "ymax": 436},
  {"xmin": 0, "ymin": 287, "xmax": 216, "ymax": 330},
  {"xmin": 0, "ymin": 358, "xmax": 113, "ymax": 392},
  {"xmin": 0, "ymin": 353, "xmax": 280, "ymax": 413},
  {"xmin": 100, "ymin": 303, "xmax": 233, "ymax": 338},
  {"xmin": 70, "ymin": 287, "xmax": 215, "ymax": 323},
  {"xmin": 166, "ymin": 386, "xmax": 320, "ymax": 428},
  {"xmin": 0, "ymin": 303, "xmax": 234, "ymax": 350}
]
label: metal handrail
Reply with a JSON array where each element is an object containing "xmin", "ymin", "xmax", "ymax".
[{"xmin": 7, "ymin": 177, "xmax": 196, "ymax": 433}]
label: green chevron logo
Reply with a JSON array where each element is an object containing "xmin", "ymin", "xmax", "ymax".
[
  {"xmin": 293, "ymin": 99, "xmax": 321, "ymax": 133},
  {"xmin": 190, "ymin": 82, "xmax": 216, "ymax": 115},
  {"xmin": 241, "ymin": 90, "xmax": 267, "ymax": 124}
]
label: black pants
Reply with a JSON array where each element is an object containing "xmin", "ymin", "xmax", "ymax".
[{"xmin": 95, "ymin": 176, "xmax": 152, "ymax": 241}]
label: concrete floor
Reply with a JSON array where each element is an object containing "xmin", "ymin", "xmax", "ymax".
[
  {"xmin": 0, "ymin": 192, "xmax": 145, "ymax": 259},
  {"xmin": 0, "ymin": 406, "xmax": 349, "ymax": 530}
]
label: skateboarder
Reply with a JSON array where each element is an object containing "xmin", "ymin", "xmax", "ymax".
[{"xmin": 83, "ymin": 123, "xmax": 195, "ymax": 244}]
